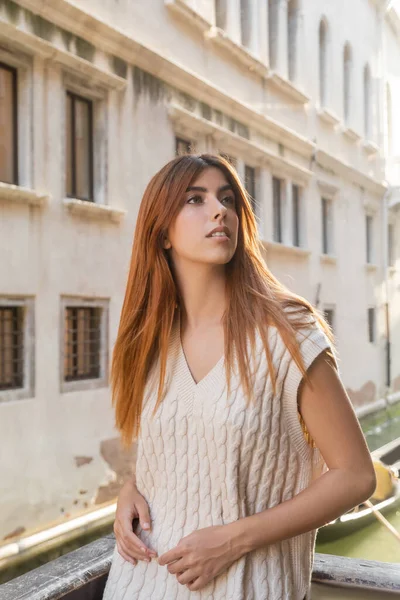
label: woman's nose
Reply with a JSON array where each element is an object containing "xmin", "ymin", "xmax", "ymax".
[{"xmin": 209, "ymin": 196, "xmax": 227, "ymax": 218}]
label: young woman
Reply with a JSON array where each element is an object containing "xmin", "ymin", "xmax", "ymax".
[{"xmin": 102, "ymin": 154, "xmax": 376, "ymax": 600}]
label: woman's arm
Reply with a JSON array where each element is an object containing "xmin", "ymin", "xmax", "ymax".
[{"xmin": 227, "ymin": 350, "xmax": 377, "ymax": 556}]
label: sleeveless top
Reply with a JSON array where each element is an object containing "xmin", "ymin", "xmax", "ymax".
[{"xmin": 102, "ymin": 311, "xmax": 332, "ymax": 600}]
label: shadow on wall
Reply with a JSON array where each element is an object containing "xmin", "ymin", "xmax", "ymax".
[{"xmin": 94, "ymin": 438, "xmax": 137, "ymax": 504}]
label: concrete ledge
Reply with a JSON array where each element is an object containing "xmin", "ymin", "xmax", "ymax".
[
  {"xmin": 267, "ymin": 72, "xmax": 310, "ymax": 105},
  {"xmin": 168, "ymin": 104, "xmax": 313, "ymax": 183},
  {"xmin": 63, "ymin": 198, "xmax": 126, "ymax": 223},
  {"xmin": 205, "ymin": 27, "xmax": 269, "ymax": 78},
  {"xmin": 165, "ymin": 0, "xmax": 213, "ymax": 32},
  {"xmin": 317, "ymin": 107, "xmax": 341, "ymax": 127},
  {"xmin": 0, "ymin": 21, "xmax": 127, "ymax": 92},
  {"xmin": 320, "ymin": 254, "xmax": 338, "ymax": 265},
  {"xmin": 0, "ymin": 182, "xmax": 49, "ymax": 207},
  {"xmin": 363, "ymin": 140, "xmax": 380, "ymax": 156},
  {"xmin": 341, "ymin": 126, "xmax": 362, "ymax": 143},
  {"xmin": 262, "ymin": 240, "xmax": 311, "ymax": 258}
]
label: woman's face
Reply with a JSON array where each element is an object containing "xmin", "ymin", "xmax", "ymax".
[{"xmin": 164, "ymin": 167, "xmax": 239, "ymax": 267}]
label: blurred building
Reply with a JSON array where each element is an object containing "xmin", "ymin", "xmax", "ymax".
[{"xmin": 0, "ymin": 0, "xmax": 399, "ymax": 538}]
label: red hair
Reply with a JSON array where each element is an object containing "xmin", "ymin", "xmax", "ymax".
[{"xmin": 111, "ymin": 154, "xmax": 335, "ymax": 448}]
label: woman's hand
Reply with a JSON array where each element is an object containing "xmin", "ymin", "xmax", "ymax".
[
  {"xmin": 157, "ymin": 524, "xmax": 241, "ymax": 591},
  {"xmin": 113, "ymin": 479, "xmax": 158, "ymax": 566}
]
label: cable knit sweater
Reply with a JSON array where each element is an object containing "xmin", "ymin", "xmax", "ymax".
[{"xmin": 102, "ymin": 311, "xmax": 332, "ymax": 600}]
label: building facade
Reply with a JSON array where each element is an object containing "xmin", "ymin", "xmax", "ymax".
[{"xmin": 0, "ymin": 0, "xmax": 399, "ymax": 539}]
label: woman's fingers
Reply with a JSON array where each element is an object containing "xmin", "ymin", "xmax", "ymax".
[
  {"xmin": 116, "ymin": 541, "xmax": 137, "ymax": 565},
  {"xmin": 115, "ymin": 520, "xmax": 154, "ymax": 561}
]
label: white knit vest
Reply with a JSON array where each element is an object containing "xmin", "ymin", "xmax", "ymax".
[{"xmin": 103, "ymin": 311, "xmax": 331, "ymax": 600}]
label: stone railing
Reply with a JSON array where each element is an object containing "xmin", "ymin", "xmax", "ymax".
[{"xmin": 0, "ymin": 533, "xmax": 399, "ymax": 600}]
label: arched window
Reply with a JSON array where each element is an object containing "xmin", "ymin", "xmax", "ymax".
[
  {"xmin": 363, "ymin": 64, "xmax": 371, "ymax": 138},
  {"xmin": 268, "ymin": 0, "xmax": 278, "ymax": 69},
  {"xmin": 288, "ymin": 0, "xmax": 298, "ymax": 82},
  {"xmin": 318, "ymin": 18, "xmax": 328, "ymax": 106},
  {"xmin": 386, "ymin": 82, "xmax": 392, "ymax": 155},
  {"xmin": 215, "ymin": 0, "xmax": 227, "ymax": 29},
  {"xmin": 343, "ymin": 43, "xmax": 352, "ymax": 124},
  {"xmin": 240, "ymin": 0, "xmax": 251, "ymax": 48}
]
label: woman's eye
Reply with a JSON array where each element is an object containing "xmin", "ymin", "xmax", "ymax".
[
  {"xmin": 222, "ymin": 196, "xmax": 235, "ymax": 205},
  {"xmin": 187, "ymin": 195, "xmax": 203, "ymax": 204}
]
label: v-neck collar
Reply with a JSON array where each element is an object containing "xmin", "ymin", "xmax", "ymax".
[{"xmin": 172, "ymin": 310, "xmax": 226, "ymax": 409}]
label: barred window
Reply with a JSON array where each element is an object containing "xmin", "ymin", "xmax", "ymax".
[
  {"xmin": 0, "ymin": 306, "xmax": 24, "ymax": 390},
  {"xmin": 0, "ymin": 63, "xmax": 18, "ymax": 184},
  {"xmin": 66, "ymin": 91, "xmax": 94, "ymax": 201},
  {"xmin": 175, "ymin": 137, "xmax": 191, "ymax": 156},
  {"xmin": 64, "ymin": 306, "xmax": 101, "ymax": 382}
]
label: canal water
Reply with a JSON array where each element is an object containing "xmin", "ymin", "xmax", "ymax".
[{"xmin": 316, "ymin": 402, "xmax": 400, "ymax": 563}]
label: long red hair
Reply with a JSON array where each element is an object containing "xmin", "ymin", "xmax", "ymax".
[{"xmin": 111, "ymin": 154, "xmax": 336, "ymax": 448}]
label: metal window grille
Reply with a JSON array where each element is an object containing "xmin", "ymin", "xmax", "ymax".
[
  {"xmin": 244, "ymin": 165, "xmax": 256, "ymax": 214},
  {"xmin": 66, "ymin": 91, "xmax": 94, "ymax": 201},
  {"xmin": 0, "ymin": 62, "xmax": 18, "ymax": 184},
  {"xmin": 292, "ymin": 184, "xmax": 300, "ymax": 247},
  {"xmin": 64, "ymin": 307, "xmax": 101, "ymax": 381},
  {"xmin": 175, "ymin": 137, "xmax": 191, "ymax": 156},
  {"xmin": 0, "ymin": 306, "xmax": 24, "ymax": 390},
  {"xmin": 273, "ymin": 176, "xmax": 282, "ymax": 243},
  {"xmin": 368, "ymin": 308, "xmax": 375, "ymax": 343}
]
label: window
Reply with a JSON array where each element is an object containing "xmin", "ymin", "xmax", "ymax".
[
  {"xmin": 343, "ymin": 43, "xmax": 352, "ymax": 125},
  {"xmin": 292, "ymin": 184, "xmax": 301, "ymax": 247},
  {"xmin": 0, "ymin": 305, "xmax": 24, "ymax": 390},
  {"xmin": 0, "ymin": 298, "xmax": 34, "ymax": 401},
  {"xmin": 388, "ymin": 224, "xmax": 395, "ymax": 268},
  {"xmin": 240, "ymin": 0, "xmax": 251, "ymax": 47},
  {"xmin": 66, "ymin": 91, "xmax": 94, "ymax": 201},
  {"xmin": 272, "ymin": 177, "xmax": 283, "ymax": 243},
  {"xmin": 175, "ymin": 137, "xmax": 191, "ymax": 156},
  {"xmin": 268, "ymin": 0, "xmax": 278, "ymax": 70},
  {"xmin": 321, "ymin": 197, "xmax": 333, "ymax": 254},
  {"xmin": 318, "ymin": 19, "xmax": 328, "ymax": 107},
  {"xmin": 287, "ymin": 0, "xmax": 298, "ymax": 82},
  {"xmin": 61, "ymin": 298, "xmax": 109, "ymax": 392},
  {"xmin": 368, "ymin": 308, "xmax": 376, "ymax": 343},
  {"xmin": 366, "ymin": 215, "xmax": 373, "ymax": 264},
  {"xmin": 364, "ymin": 64, "xmax": 371, "ymax": 139},
  {"xmin": 244, "ymin": 165, "xmax": 256, "ymax": 214},
  {"xmin": 215, "ymin": 0, "xmax": 227, "ymax": 29},
  {"xmin": 324, "ymin": 308, "xmax": 335, "ymax": 331},
  {"xmin": 64, "ymin": 306, "xmax": 101, "ymax": 382},
  {"xmin": 0, "ymin": 63, "xmax": 18, "ymax": 184}
]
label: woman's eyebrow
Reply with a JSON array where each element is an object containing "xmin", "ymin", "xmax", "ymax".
[{"xmin": 185, "ymin": 184, "xmax": 233, "ymax": 193}]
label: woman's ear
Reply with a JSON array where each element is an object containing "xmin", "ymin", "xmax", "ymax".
[{"xmin": 163, "ymin": 236, "xmax": 172, "ymax": 250}]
